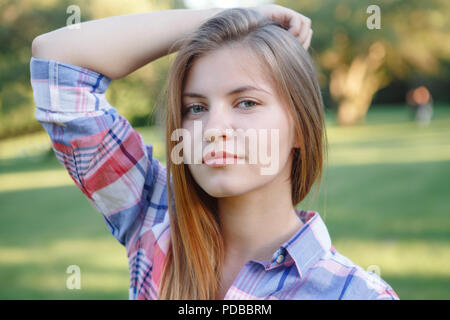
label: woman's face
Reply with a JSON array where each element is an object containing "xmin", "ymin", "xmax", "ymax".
[{"xmin": 180, "ymin": 46, "xmax": 298, "ymax": 198}]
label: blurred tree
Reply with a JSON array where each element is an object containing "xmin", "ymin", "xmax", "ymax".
[
  {"xmin": 0, "ymin": 0, "xmax": 178, "ymax": 139},
  {"xmin": 0, "ymin": 0, "xmax": 70, "ymax": 138},
  {"xmin": 2, "ymin": 0, "xmax": 449, "ymax": 137},
  {"xmin": 279, "ymin": 0, "xmax": 450, "ymax": 125}
]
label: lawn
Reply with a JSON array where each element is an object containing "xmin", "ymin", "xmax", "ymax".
[{"xmin": 0, "ymin": 104, "xmax": 449, "ymax": 299}]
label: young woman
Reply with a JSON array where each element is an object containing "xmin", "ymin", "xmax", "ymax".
[{"xmin": 30, "ymin": 5, "xmax": 399, "ymax": 300}]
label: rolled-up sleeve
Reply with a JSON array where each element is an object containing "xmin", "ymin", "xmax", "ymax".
[{"xmin": 30, "ymin": 57, "xmax": 168, "ymax": 250}]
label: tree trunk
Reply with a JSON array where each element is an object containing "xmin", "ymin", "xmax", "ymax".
[{"xmin": 329, "ymin": 42, "xmax": 388, "ymax": 126}]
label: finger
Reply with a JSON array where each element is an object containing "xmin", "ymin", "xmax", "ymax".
[
  {"xmin": 298, "ymin": 17, "xmax": 311, "ymax": 44},
  {"xmin": 298, "ymin": 13, "xmax": 312, "ymax": 28},
  {"xmin": 287, "ymin": 14, "xmax": 301, "ymax": 37},
  {"xmin": 302, "ymin": 29, "xmax": 313, "ymax": 51}
]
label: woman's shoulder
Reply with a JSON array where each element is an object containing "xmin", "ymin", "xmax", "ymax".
[{"xmin": 314, "ymin": 247, "xmax": 400, "ymax": 300}]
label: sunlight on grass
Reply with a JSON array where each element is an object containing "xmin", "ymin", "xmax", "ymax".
[
  {"xmin": 334, "ymin": 239, "xmax": 450, "ymax": 278},
  {"xmin": 0, "ymin": 131, "xmax": 51, "ymax": 160},
  {"xmin": 327, "ymin": 118, "xmax": 450, "ymax": 143},
  {"xmin": 23, "ymin": 270, "xmax": 129, "ymax": 292},
  {"xmin": 328, "ymin": 143, "xmax": 450, "ymax": 166},
  {"xmin": 0, "ymin": 238, "xmax": 129, "ymax": 293},
  {"xmin": 0, "ymin": 239, "xmax": 128, "ymax": 269},
  {"xmin": 327, "ymin": 118, "xmax": 450, "ymax": 166},
  {"xmin": 0, "ymin": 169, "xmax": 73, "ymax": 192}
]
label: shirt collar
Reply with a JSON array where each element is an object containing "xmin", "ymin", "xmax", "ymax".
[{"xmin": 265, "ymin": 209, "xmax": 332, "ymax": 279}]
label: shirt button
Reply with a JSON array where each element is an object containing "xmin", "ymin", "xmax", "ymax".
[{"xmin": 276, "ymin": 254, "xmax": 285, "ymax": 264}]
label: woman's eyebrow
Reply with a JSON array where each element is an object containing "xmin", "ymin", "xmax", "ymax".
[{"xmin": 182, "ymin": 85, "xmax": 270, "ymax": 99}]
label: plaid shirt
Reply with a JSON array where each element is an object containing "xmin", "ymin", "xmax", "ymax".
[{"xmin": 30, "ymin": 57, "xmax": 399, "ymax": 300}]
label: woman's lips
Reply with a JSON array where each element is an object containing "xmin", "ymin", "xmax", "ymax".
[{"xmin": 202, "ymin": 151, "xmax": 244, "ymax": 167}]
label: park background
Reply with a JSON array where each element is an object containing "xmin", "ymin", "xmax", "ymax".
[{"xmin": 0, "ymin": 0, "xmax": 449, "ymax": 299}]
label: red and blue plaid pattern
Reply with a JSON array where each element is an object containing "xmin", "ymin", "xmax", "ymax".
[{"xmin": 30, "ymin": 57, "xmax": 399, "ymax": 300}]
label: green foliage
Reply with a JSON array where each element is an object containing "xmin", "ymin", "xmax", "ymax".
[
  {"xmin": 280, "ymin": 0, "xmax": 450, "ymax": 78},
  {"xmin": 1, "ymin": 0, "xmax": 449, "ymax": 135},
  {"xmin": 275, "ymin": 0, "xmax": 450, "ymax": 124},
  {"xmin": 0, "ymin": 0, "xmax": 175, "ymax": 139}
]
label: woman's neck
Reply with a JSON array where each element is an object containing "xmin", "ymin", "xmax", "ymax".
[{"xmin": 217, "ymin": 165, "xmax": 304, "ymax": 264}]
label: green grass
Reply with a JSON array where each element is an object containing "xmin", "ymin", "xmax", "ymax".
[{"xmin": 0, "ymin": 104, "xmax": 449, "ymax": 299}]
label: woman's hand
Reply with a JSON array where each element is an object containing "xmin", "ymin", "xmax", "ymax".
[{"xmin": 250, "ymin": 4, "xmax": 313, "ymax": 50}]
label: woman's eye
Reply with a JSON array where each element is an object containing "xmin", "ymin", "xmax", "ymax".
[
  {"xmin": 236, "ymin": 100, "xmax": 258, "ymax": 110},
  {"xmin": 183, "ymin": 104, "xmax": 206, "ymax": 116},
  {"xmin": 182, "ymin": 100, "xmax": 258, "ymax": 116}
]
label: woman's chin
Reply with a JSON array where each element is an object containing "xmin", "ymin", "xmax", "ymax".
[
  {"xmin": 199, "ymin": 179, "xmax": 250, "ymax": 198},
  {"xmin": 202, "ymin": 184, "xmax": 243, "ymax": 198}
]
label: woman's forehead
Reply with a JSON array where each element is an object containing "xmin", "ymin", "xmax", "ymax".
[{"xmin": 183, "ymin": 46, "xmax": 276, "ymax": 96}]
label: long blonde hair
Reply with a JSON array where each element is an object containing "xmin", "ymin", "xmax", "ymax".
[{"xmin": 158, "ymin": 7, "xmax": 327, "ymax": 299}]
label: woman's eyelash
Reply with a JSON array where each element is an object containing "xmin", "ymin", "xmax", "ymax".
[
  {"xmin": 237, "ymin": 100, "xmax": 259, "ymax": 109},
  {"xmin": 183, "ymin": 99, "xmax": 259, "ymax": 115}
]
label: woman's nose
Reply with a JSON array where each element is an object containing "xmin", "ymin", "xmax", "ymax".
[{"xmin": 202, "ymin": 105, "xmax": 233, "ymax": 143}]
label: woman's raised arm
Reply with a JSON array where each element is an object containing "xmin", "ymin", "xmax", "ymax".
[{"xmin": 31, "ymin": 8, "xmax": 224, "ymax": 79}]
